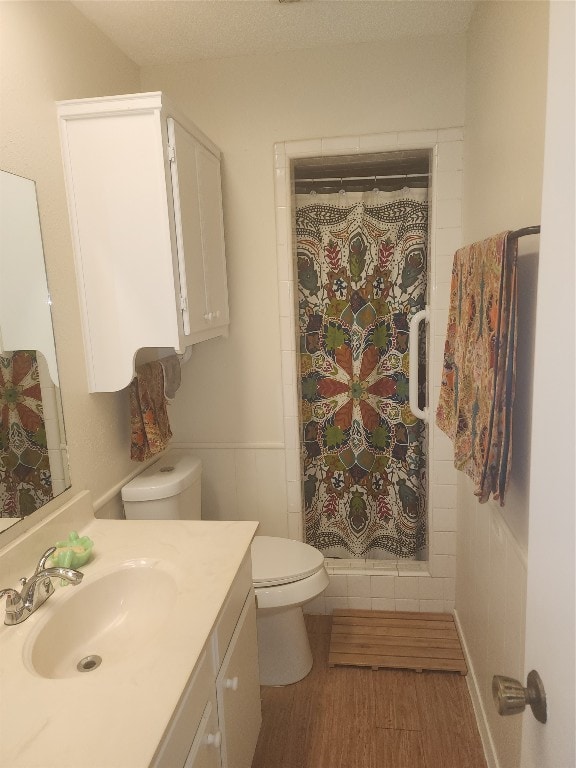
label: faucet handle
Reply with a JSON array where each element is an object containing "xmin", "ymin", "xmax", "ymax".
[
  {"xmin": 0, "ymin": 588, "xmax": 21, "ymax": 603},
  {"xmin": 34, "ymin": 547, "xmax": 56, "ymax": 576},
  {"xmin": 0, "ymin": 588, "xmax": 23, "ymax": 619}
]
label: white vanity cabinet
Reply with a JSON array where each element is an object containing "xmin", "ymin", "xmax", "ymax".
[
  {"xmin": 215, "ymin": 595, "xmax": 261, "ymax": 768},
  {"xmin": 152, "ymin": 554, "xmax": 262, "ymax": 768},
  {"xmin": 57, "ymin": 92, "xmax": 229, "ymax": 392},
  {"xmin": 153, "ymin": 651, "xmax": 220, "ymax": 768}
]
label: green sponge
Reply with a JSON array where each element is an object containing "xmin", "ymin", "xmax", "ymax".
[{"xmin": 50, "ymin": 531, "xmax": 94, "ymax": 569}]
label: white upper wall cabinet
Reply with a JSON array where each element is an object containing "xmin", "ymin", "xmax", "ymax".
[{"xmin": 57, "ymin": 92, "xmax": 229, "ymax": 392}]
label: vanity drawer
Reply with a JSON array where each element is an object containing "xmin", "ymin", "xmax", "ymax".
[
  {"xmin": 151, "ymin": 649, "xmax": 213, "ymax": 768},
  {"xmin": 212, "ymin": 551, "xmax": 252, "ymax": 670}
]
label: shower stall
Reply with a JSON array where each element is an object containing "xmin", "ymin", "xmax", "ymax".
[{"xmin": 292, "ymin": 150, "xmax": 431, "ymax": 562}]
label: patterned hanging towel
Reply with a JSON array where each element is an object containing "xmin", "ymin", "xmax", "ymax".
[
  {"xmin": 129, "ymin": 361, "xmax": 172, "ymax": 461},
  {"xmin": 159, "ymin": 353, "xmax": 181, "ymax": 401},
  {"xmin": 436, "ymin": 232, "xmax": 518, "ymax": 504}
]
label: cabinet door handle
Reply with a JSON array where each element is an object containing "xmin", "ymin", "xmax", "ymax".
[
  {"xmin": 214, "ymin": 309, "xmax": 220, "ymax": 319},
  {"xmin": 204, "ymin": 312, "xmax": 213, "ymax": 322},
  {"xmin": 224, "ymin": 676, "xmax": 239, "ymax": 691},
  {"xmin": 206, "ymin": 730, "xmax": 222, "ymax": 749}
]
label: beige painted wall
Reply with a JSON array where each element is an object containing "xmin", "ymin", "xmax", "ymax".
[
  {"xmin": 463, "ymin": 0, "xmax": 548, "ymax": 551},
  {"xmin": 0, "ymin": 2, "xmax": 141, "ymax": 525},
  {"xmin": 458, "ymin": 3, "xmax": 549, "ymax": 767},
  {"xmin": 141, "ymin": 36, "xmax": 466, "ymax": 445}
]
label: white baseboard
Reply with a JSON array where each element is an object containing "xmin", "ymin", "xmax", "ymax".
[{"xmin": 454, "ymin": 608, "xmax": 499, "ymax": 768}]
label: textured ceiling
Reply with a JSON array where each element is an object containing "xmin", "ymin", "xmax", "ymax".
[{"xmin": 72, "ymin": 0, "xmax": 476, "ymax": 66}]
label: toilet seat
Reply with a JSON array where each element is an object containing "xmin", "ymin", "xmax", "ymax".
[{"xmin": 251, "ymin": 536, "xmax": 325, "ymax": 587}]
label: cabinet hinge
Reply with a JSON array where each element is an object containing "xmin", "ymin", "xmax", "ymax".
[
  {"xmin": 179, "ymin": 294, "xmax": 188, "ymax": 311},
  {"xmin": 167, "ymin": 143, "xmax": 176, "ymax": 163}
]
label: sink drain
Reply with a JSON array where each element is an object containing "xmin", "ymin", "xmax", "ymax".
[{"xmin": 77, "ymin": 654, "xmax": 102, "ymax": 673}]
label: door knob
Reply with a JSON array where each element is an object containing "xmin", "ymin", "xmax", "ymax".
[{"xmin": 492, "ymin": 670, "xmax": 547, "ymax": 723}]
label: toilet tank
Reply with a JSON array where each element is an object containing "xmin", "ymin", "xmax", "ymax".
[{"xmin": 121, "ymin": 450, "xmax": 202, "ymax": 520}]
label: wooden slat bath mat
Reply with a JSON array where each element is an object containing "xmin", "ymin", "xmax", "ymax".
[{"xmin": 328, "ymin": 609, "xmax": 467, "ymax": 675}]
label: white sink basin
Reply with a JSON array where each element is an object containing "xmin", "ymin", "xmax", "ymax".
[{"xmin": 24, "ymin": 560, "xmax": 177, "ymax": 679}]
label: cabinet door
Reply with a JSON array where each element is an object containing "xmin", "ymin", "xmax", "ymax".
[
  {"xmin": 151, "ymin": 650, "xmax": 215, "ymax": 768},
  {"xmin": 168, "ymin": 117, "xmax": 208, "ymax": 337},
  {"xmin": 216, "ymin": 594, "xmax": 262, "ymax": 768},
  {"xmin": 196, "ymin": 144, "xmax": 229, "ymax": 328},
  {"xmin": 59, "ymin": 101, "xmax": 180, "ymax": 391},
  {"xmin": 183, "ymin": 694, "xmax": 222, "ymax": 768}
]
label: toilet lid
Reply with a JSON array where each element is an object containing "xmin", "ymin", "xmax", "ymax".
[{"xmin": 251, "ymin": 536, "xmax": 325, "ymax": 587}]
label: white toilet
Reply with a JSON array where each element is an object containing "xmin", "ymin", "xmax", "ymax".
[{"xmin": 121, "ymin": 449, "xmax": 329, "ymax": 686}]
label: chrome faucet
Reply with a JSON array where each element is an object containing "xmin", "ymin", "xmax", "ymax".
[{"xmin": 0, "ymin": 546, "xmax": 84, "ymax": 625}]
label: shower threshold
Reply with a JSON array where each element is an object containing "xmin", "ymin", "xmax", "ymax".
[{"xmin": 324, "ymin": 558, "xmax": 430, "ymax": 578}]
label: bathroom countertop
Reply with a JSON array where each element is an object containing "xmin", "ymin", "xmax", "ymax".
[{"xmin": 0, "ymin": 517, "xmax": 258, "ymax": 768}]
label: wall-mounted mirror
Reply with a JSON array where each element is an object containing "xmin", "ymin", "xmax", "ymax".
[{"xmin": 0, "ymin": 170, "xmax": 71, "ymax": 530}]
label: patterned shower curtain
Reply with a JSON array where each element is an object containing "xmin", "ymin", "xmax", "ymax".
[
  {"xmin": 297, "ymin": 188, "xmax": 428, "ymax": 559},
  {"xmin": 0, "ymin": 351, "xmax": 52, "ymax": 516}
]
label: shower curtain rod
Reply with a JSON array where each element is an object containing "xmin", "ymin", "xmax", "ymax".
[
  {"xmin": 295, "ymin": 172, "xmax": 430, "ymax": 184},
  {"xmin": 509, "ymin": 225, "xmax": 541, "ymax": 239}
]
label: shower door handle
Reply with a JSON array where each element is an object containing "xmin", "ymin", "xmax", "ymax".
[{"xmin": 408, "ymin": 306, "xmax": 429, "ymax": 422}]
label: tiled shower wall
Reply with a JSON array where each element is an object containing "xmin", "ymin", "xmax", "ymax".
[{"xmin": 274, "ymin": 128, "xmax": 464, "ymax": 614}]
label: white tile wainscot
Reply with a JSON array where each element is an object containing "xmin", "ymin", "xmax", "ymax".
[
  {"xmin": 274, "ymin": 129, "xmax": 463, "ymax": 612},
  {"xmin": 305, "ymin": 563, "xmax": 456, "ymax": 616},
  {"xmin": 171, "ymin": 443, "xmax": 290, "ymax": 539},
  {"xmin": 455, "ymin": 476, "xmax": 528, "ymax": 768}
]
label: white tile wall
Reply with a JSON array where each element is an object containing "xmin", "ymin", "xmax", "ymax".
[
  {"xmin": 358, "ymin": 133, "xmax": 399, "ymax": 151},
  {"xmin": 175, "ymin": 444, "xmax": 289, "ymax": 538},
  {"xmin": 287, "ymin": 511, "xmax": 302, "ymax": 541},
  {"xmin": 371, "ymin": 575, "xmax": 395, "ymax": 598},
  {"xmin": 396, "ymin": 598, "xmax": 420, "ymax": 612},
  {"xmin": 347, "ymin": 574, "xmax": 371, "ymax": 597},
  {"xmin": 322, "ymin": 135, "xmax": 360, "ymax": 154},
  {"xmin": 395, "ymin": 576, "xmax": 419, "ymax": 599},
  {"xmin": 436, "ymin": 140, "xmax": 464, "ymax": 171},
  {"xmin": 436, "ymin": 227, "xmax": 463, "ymax": 256},
  {"xmin": 434, "ymin": 252, "xmax": 456, "ymax": 284},
  {"xmin": 433, "ymin": 507, "xmax": 457, "ymax": 531},
  {"xmin": 419, "ymin": 576, "xmax": 445, "ymax": 600},
  {"xmin": 372, "ymin": 597, "xmax": 396, "ymax": 611},
  {"xmin": 455, "ymin": 477, "xmax": 527, "ymax": 768},
  {"xmin": 273, "ymin": 128, "xmax": 463, "ymax": 615}
]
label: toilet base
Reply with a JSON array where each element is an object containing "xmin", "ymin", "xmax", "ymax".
[{"xmin": 256, "ymin": 605, "xmax": 313, "ymax": 686}]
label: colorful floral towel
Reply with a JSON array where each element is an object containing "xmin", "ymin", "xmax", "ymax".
[
  {"xmin": 436, "ymin": 232, "xmax": 518, "ymax": 504},
  {"xmin": 129, "ymin": 361, "xmax": 172, "ymax": 461}
]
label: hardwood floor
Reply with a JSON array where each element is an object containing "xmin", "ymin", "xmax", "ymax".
[{"xmin": 251, "ymin": 615, "xmax": 487, "ymax": 768}]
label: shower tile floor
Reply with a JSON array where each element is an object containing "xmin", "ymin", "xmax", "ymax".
[{"xmin": 251, "ymin": 615, "xmax": 487, "ymax": 768}]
